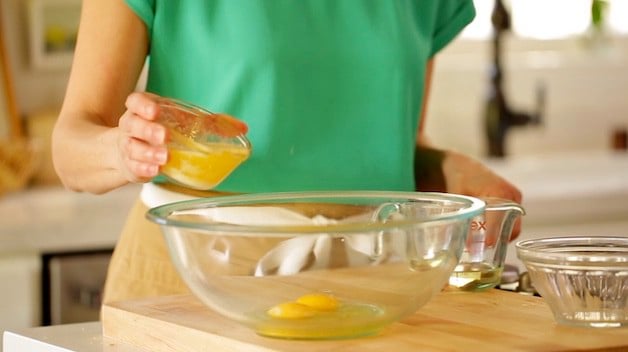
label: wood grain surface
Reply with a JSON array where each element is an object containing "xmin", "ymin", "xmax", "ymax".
[{"xmin": 102, "ymin": 289, "xmax": 628, "ymax": 352}]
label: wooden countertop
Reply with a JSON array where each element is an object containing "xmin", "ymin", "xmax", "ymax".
[{"xmin": 102, "ymin": 289, "xmax": 628, "ymax": 352}]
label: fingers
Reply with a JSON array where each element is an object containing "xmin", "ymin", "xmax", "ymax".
[
  {"xmin": 117, "ymin": 133, "xmax": 168, "ymax": 182},
  {"xmin": 441, "ymin": 151, "xmax": 524, "ymax": 243},
  {"xmin": 485, "ymin": 182, "xmax": 523, "ymax": 242},
  {"xmin": 121, "ymin": 135, "xmax": 167, "ymax": 166},
  {"xmin": 119, "ymin": 136, "xmax": 168, "ymax": 180},
  {"xmin": 478, "ymin": 180, "xmax": 523, "ymax": 242},
  {"xmin": 127, "ymin": 91, "xmax": 249, "ymax": 137},
  {"xmin": 509, "ymin": 217, "xmax": 523, "ymax": 242},
  {"xmin": 118, "ymin": 107, "xmax": 167, "ymax": 146},
  {"xmin": 117, "ymin": 101, "xmax": 169, "ymax": 182},
  {"xmin": 496, "ymin": 182, "xmax": 522, "ymax": 204},
  {"xmin": 484, "ymin": 185, "xmax": 522, "ymax": 205},
  {"xmin": 467, "ymin": 161, "xmax": 521, "ymax": 201},
  {"xmin": 117, "ymin": 92, "xmax": 248, "ymax": 183},
  {"xmin": 125, "ymin": 91, "xmax": 161, "ymax": 121}
]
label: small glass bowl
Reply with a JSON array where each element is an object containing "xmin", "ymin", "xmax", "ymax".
[
  {"xmin": 156, "ymin": 98, "xmax": 251, "ymax": 190},
  {"xmin": 516, "ymin": 236, "xmax": 628, "ymax": 328}
]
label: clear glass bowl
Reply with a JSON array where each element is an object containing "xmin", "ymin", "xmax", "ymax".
[
  {"xmin": 516, "ymin": 236, "xmax": 628, "ymax": 328},
  {"xmin": 156, "ymin": 98, "xmax": 251, "ymax": 190},
  {"xmin": 146, "ymin": 191, "xmax": 485, "ymax": 339}
]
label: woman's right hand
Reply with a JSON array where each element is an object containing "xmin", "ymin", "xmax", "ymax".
[
  {"xmin": 116, "ymin": 92, "xmax": 250, "ymax": 184},
  {"xmin": 116, "ymin": 92, "xmax": 169, "ymax": 183}
]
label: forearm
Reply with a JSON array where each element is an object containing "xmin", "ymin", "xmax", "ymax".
[
  {"xmin": 415, "ymin": 142, "xmax": 523, "ymax": 203},
  {"xmin": 414, "ymin": 58, "xmax": 446, "ymax": 192},
  {"xmin": 51, "ymin": 0, "xmax": 150, "ymax": 194},
  {"xmin": 414, "ymin": 143, "xmax": 446, "ymax": 192},
  {"xmin": 52, "ymin": 113, "xmax": 128, "ymax": 194}
]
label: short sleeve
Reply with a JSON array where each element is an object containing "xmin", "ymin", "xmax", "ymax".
[
  {"xmin": 125, "ymin": 0, "xmax": 156, "ymax": 38},
  {"xmin": 430, "ymin": 1, "xmax": 476, "ymax": 57}
]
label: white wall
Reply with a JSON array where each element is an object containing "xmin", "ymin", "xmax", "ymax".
[
  {"xmin": 424, "ymin": 35, "xmax": 628, "ymax": 159},
  {"xmin": 0, "ymin": 0, "xmax": 72, "ymax": 117},
  {"xmin": 0, "ymin": 253, "xmax": 41, "ymax": 331}
]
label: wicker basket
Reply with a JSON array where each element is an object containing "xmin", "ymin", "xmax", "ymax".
[{"xmin": 0, "ymin": 138, "xmax": 41, "ymax": 196}]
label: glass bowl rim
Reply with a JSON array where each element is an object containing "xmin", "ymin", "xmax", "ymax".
[
  {"xmin": 157, "ymin": 98, "xmax": 252, "ymax": 146},
  {"xmin": 145, "ymin": 190, "xmax": 486, "ymax": 235},
  {"xmin": 157, "ymin": 97, "xmax": 214, "ymax": 116},
  {"xmin": 515, "ymin": 236, "xmax": 628, "ymax": 265}
]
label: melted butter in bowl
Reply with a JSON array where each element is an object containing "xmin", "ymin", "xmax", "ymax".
[{"xmin": 156, "ymin": 99, "xmax": 251, "ymax": 190}]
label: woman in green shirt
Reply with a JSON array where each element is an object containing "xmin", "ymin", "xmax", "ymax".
[{"xmin": 52, "ymin": 0, "xmax": 521, "ymax": 302}]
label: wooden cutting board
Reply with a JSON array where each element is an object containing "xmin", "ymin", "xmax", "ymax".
[{"xmin": 102, "ymin": 289, "xmax": 628, "ymax": 352}]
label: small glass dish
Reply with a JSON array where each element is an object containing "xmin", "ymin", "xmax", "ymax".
[
  {"xmin": 516, "ymin": 236, "xmax": 628, "ymax": 328},
  {"xmin": 156, "ymin": 98, "xmax": 251, "ymax": 190}
]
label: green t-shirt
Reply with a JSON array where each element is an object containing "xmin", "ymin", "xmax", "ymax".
[{"xmin": 125, "ymin": 0, "xmax": 475, "ymax": 193}]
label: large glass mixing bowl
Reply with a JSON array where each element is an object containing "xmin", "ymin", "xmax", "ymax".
[{"xmin": 146, "ymin": 191, "xmax": 485, "ymax": 339}]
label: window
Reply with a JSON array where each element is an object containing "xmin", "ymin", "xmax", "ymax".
[
  {"xmin": 608, "ymin": 0, "xmax": 628, "ymax": 34},
  {"xmin": 462, "ymin": 0, "xmax": 627, "ymax": 40}
]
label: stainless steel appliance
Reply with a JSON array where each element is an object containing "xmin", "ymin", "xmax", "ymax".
[{"xmin": 42, "ymin": 250, "xmax": 112, "ymax": 325}]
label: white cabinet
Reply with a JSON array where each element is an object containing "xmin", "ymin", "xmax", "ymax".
[
  {"xmin": 0, "ymin": 184, "xmax": 139, "ymax": 340},
  {"xmin": 0, "ymin": 253, "xmax": 41, "ymax": 331}
]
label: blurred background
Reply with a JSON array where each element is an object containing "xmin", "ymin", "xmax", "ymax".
[
  {"xmin": 425, "ymin": 0, "xmax": 628, "ymax": 157},
  {"xmin": 0, "ymin": 0, "xmax": 626, "ymax": 338}
]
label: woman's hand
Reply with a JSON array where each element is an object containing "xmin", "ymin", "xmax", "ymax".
[
  {"xmin": 442, "ymin": 150, "xmax": 522, "ymax": 203},
  {"xmin": 441, "ymin": 149, "xmax": 523, "ymax": 240},
  {"xmin": 117, "ymin": 92, "xmax": 250, "ymax": 184},
  {"xmin": 116, "ymin": 92, "xmax": 169, "ymax": 183}
]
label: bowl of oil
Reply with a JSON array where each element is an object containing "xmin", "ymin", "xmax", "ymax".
[
  {"xmin": 146, "ymin": 191, "xmax": 485, "ymax": 339},
  {"xmin": 156, "ymin": 98, "xmax": 250, "ymax": 190}
]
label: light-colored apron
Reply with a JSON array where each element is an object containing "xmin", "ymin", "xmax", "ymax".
[
  {"xmin": 102, "ymin": 183, "xmax": 373, "ymax": 305},
  {"xmin": 102, "ymin": 183, "xmax": 229, "ymax": 304}
]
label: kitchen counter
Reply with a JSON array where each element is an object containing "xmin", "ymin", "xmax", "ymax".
[
  {"xmin": 0, "ymin": 184, "xmax": 141, "ymax": 254},
  {"xmin": 0, "ymin": 184, "xmax": 142, "ymax": 339},
  {"xmin": 3, "ymin": 322, "xmax": 142, "ymax": 352},
  {"xmin": 4, "ymin": 289, "xmax": 628, "ymax": 352},
  {"xmin": 484, "ymin": 150, "xmax": 628, "ymax": 227},
  {"xmin": 2, "ymin": 151, "xmax": 627, "ymax": 349},
  {"xmin": 484, "ymin": 150, "xmax": 628, "ymax": 271}
]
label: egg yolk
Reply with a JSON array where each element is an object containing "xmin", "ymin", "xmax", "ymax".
[
  {"xmin": 296, "ymin": 293, "xmax": 339, "ymax": 311},
  {"xmin": 266, "ymin": 302, "xmax": 317, "ymax": 319},
  {"xmin": 267, "ymin": 293, "xmax": 339, "ymax": 319}
]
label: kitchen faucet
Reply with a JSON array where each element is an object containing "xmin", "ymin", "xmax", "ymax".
[{"xmin": 484, "ymin": 0, "xmax": 544, "ymax": 158}]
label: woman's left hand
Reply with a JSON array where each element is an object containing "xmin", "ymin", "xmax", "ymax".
[{"xmin": 441, "ymin": 150, "xmax": 523, "ymax": 241}]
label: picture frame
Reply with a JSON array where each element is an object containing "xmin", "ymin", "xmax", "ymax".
[{"xmin": 27, "ymin": 0, "xmax": 82, "ymax": 71}]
